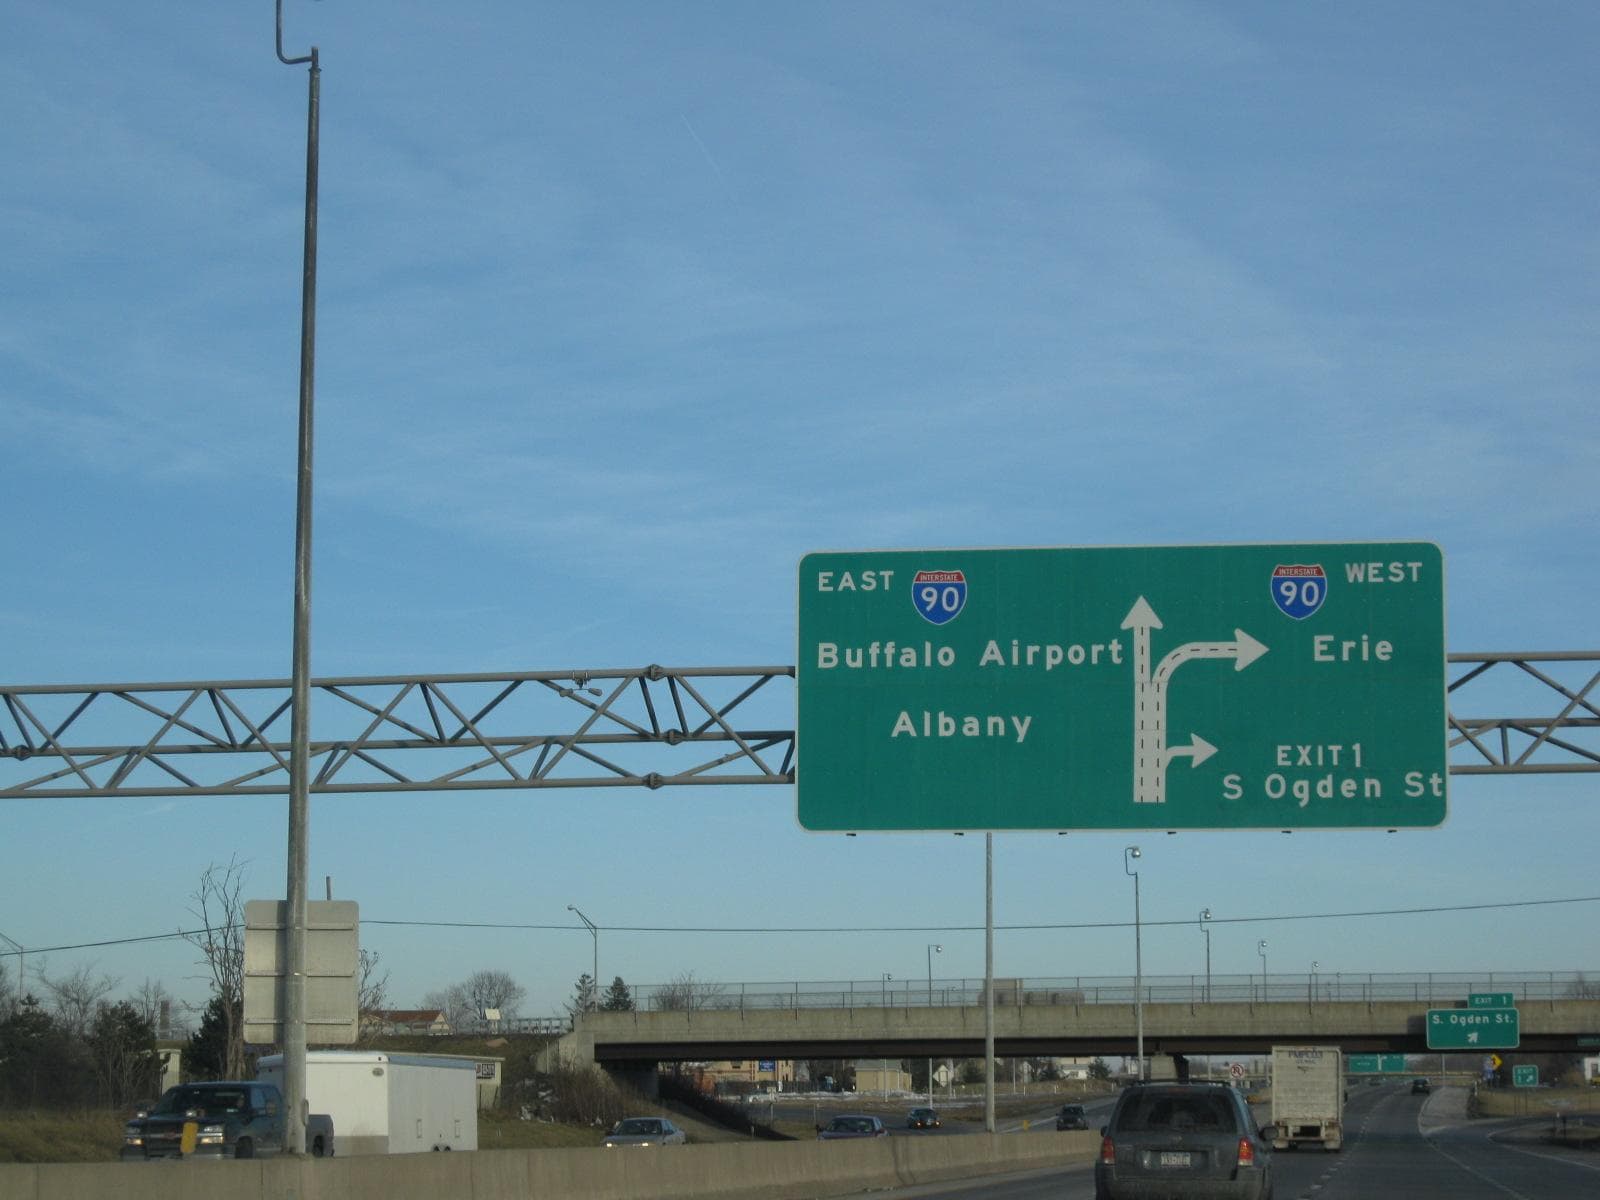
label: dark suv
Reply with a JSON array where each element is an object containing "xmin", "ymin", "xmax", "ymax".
[
  {"xmin": 1057, "ymin": 1103, "xmax": 1088, "ymax": 1130},
  {"xmin": 1095, "ymin": 1082, "xmax": 1275, "ymax": 1200}
]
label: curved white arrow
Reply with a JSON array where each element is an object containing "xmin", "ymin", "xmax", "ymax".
[{"xmin": 1122, "ymin": 598, "xmax": 1268, "ymax": 804}]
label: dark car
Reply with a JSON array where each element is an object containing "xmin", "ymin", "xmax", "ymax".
[
  {"xmin": 1057, "ymin": 1103, "xmax": 1089, "ymax": 1130},
  {"xmin": 1411, "ymin": 1077, "xmax": 1431, "ymax": 1095},
  {"xmin": 1095, "ymin": 1081, "xmax": 1274, "ymax": 1200},
  {"xmin": 906, "ymin": 1106, "xmax": 941, "ymax": 1129},
  {"xmin": 817, "ymin": 1114, "xmax": 888, "ymax": 1140}
]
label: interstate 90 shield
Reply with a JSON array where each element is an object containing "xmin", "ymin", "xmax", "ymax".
[
  {"xmin": 1270, "ymin": 563, "xmax": 1327, "ymax": 620},
  {"xmin": 911, "ymin": 569, "xmax": 966, "ymax": 625}
]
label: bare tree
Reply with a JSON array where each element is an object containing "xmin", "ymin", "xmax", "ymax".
[
  {"xmin": 1565, "ymin": 973, "xmax": 1600, "ymax": 999},
  {"xmin": 423, "ymin": 969, "xmax": 526, "ymax": 1031},
  {"xmin": 358, "ymin": 948, "xmax": 390, "ymax": 1019},
  {"xmin": 40, "ymin": 962, "xmax": 119, "ymax": 1038},
  {"xmin": 650, "ymin": 971, "xmax": 727, "ymax": 1012},
  {"xmin": 131, "ymin": 977, "xmax": 177, "ymax": 1038},
  {"xmin": 180, "ymin": 856, "xmax": 248, "ymax": 1078},
  {"xmin": 461, "ymin": 969, "xmax": 526, "ymax": 1021}
]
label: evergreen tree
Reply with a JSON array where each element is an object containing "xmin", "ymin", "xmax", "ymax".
[
  {"xmin": 183, "ymin": 994, "xmax": 243, "ymax": 1081},
  {"xmin": 600, "ymin": 976, "xmax": 634, "ymax": 1011},
  {"xmin": 89, "ymin": 1000, "xmax": 159, "ymax": 1106},
  {"xmin": 566, "ymin": 973, "xmax": 598, "ymax": 1020}
]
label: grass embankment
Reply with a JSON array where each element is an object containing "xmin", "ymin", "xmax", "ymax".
[
  {"xmin": 1473, "ymin": 1085, "xmax": 1600, "ymax": 1120},
  {"xmin": 0, "ymin": 1110, "xmax": 125, "ymax": 1163}
]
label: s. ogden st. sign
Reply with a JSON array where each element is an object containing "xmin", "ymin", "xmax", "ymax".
[{"xmin": 796, "ymin": 543, "xmax": 1446, "ymax": 832}]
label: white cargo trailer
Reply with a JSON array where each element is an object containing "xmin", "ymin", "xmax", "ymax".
[
  {"xmin": 257, "ymin": 1050, "xmax": 478, "ymax": 1155},
  {"xmin": 1269, "ymin": 1045, "xmax": 1344, "ymax": 1151}
]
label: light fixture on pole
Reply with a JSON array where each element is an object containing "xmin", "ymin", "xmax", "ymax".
[
  {"xmin": 1257, "ymin": 939, "xmax": 1269, "ymax": 1002},
  {"xmin": 567, "ymin": 905, "xmax": 599, "ymax": 1009},
  {"xmin": 1124, "ymin": 845, "xmax": 1143, "ymax": 1080},
  {"xmin": 926, "ymin": 944, "xmax": 942, "ymax": 1105},
  {"xmin": 881, "ymin": 972, "xmax": 892, "ymax": 1007},
  {"xmin": 1198, "ymin": 909, "xmax": 1212, "ymax": 1002},
  {"xmin": 1311, "ymin": 960, "xmax": 1319, "ymax": 1003}
]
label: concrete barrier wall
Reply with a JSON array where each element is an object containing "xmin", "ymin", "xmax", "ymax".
[{"xmin": 0, "ymin": 1132, "xmax": 1098, "ymax": 1200}]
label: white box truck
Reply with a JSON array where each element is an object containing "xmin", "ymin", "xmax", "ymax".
[
  {"xmin": 257, "ymin": 1050, "xmax": 479, "ymax": 1155},
  {"xmin": 1269, "ymin": 1045, "xmax": 1344, "ymax": 1151}
]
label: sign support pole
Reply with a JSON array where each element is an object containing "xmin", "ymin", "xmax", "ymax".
[{"xmin": 984, "ymin": 833, "xmax": 995, "ymax": 1133}]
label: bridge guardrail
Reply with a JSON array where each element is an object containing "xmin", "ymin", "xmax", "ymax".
[{"xmin": 588, "ymin": 970, "xmax": 1600, "ymax": 1018}]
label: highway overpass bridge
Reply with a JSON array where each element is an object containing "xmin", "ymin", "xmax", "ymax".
[{"xmin": 546, "ymin": 991, "xmax": 1600, "ymax": 1075}]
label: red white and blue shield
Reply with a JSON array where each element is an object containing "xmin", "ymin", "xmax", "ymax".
[
  {"xmin": 1270, "ymin": 564, "xmax": 1327, "ymax": 620},
  {"xmin": 912, "ymin": 569, "xmax": 967, "ymax": 625}
]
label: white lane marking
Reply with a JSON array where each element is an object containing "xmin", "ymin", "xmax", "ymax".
[
  {"xmin": 1426, "ymin": 1137, "xmax": 1538, "ymax": 1200},
  {"xmin": 1486, "ymin": 1128, "xmax": 1600, "ymax": 1175}
]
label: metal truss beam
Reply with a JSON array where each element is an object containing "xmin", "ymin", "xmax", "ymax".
[
  {"xmin": 0, "ymin": 652, "xmax": 1595, "ymax": 799},
  {"xmin": 0, "ymin": 666, "xmax": 795, "ymax": 798}
]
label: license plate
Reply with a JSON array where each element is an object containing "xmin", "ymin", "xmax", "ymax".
[{"xmin": 1158, "ymin": 1151, "xmax": 1192, "ymax": 1168}]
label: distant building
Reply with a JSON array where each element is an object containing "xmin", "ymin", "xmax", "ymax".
[
  {"xmin": 692, "ymin": 1058, "xmax": 797, "ymax": 1093},
  {"xmin": 363, "ymin": 1008, "xmax": 451, "ymax": 1036},
  {"xmin": 1046, "ymin": 1057, "xmax": 1097, "ymax": 1081},
  {"xmin": 855, "ymin": 1059, "xmax": 912, "ymax": 1094}
]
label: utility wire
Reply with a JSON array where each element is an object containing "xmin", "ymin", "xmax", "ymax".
[{"xmin": 5, "ymin": 893, "xmax": 1598, "ymax": 957}]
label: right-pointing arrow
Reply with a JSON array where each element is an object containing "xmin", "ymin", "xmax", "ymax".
[
  {"xmin": 1167, "ymin": 733, "xmax": 1218, "ymax": 769},
  {"xmin": 1233, "ymin": 629, "xmax": 1269, "ymax": 671}
]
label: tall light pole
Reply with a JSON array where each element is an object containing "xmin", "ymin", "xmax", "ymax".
[
  {"xmin": 275, "ymin": 0, "xmax": 322, "ymax": 1155},
  {"xmin": 1198, "ymin": 909, "xmax": 1212, "ymax": 1002},
  {"xmin": 881, "ymin": 972, "xmax": 892, "ymax": 1007},
  {"xmin": 1311, "ymin": 960, "xmax": 1319, "ymax": 1003},
  {"xmin": 1257, "ymin": 940, "xmax": 1269, "ymax": 1002},
  {"xmin": 926, "ymin": 944, "xmax": 942, "ymax": 1105},
  {"xmin": 567, "ymin": 905, "xmax": 598, "ymax": 1008},
  {"xmin": 0, "ymin": 930, "xmax": 22, "ymax": 1012},
  {"xmin": 1124, "ymin": 845, "xmax": 1143, "ymax": 1081}
]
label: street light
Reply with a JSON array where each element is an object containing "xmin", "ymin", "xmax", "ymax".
[
  {"xmin": 1124, "ymin": 845, "xmax": 1143, "ymax": 1080},
  {"xmin": 881, "ymin": 972, "xmax": 893, "ymax": 1007},
  {"xmin": 0, "ymin": 930, "xmax": 21, "ymax": 1013},
  {"xmin": 1257, "ymin": 940, "xmax": 1269, "ymax": 1002},
  {"xmin": 1311, "ymin": 960, "xmax": 1319, "ymax": 1003},
  {"xmin": 1198, "ymin": 909, "xmax": 1212, "ymax": 1002},
  {"xmin": 926, "ymin": 944, "xmax": 942, "ymax": 1105},
  {"xmin": 567, "ymin": 905, "xmax": 598, "ymax": 1010}
]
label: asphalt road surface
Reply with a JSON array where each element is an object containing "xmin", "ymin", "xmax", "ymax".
[{"xmin": 812, "ymin": 1083, "xmax": 1600, "ymax": 1199}]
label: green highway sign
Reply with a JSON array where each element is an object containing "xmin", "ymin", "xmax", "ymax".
[
  {"xmin": 1512, "ymin": 1065, "xmax": 1539, "ymax": 1087},
  {"xmin": 1469, "ymin": 992, "xmax": 1514, "ymax": 1008},
  {"xmin": 1427, "ymin": 1007, "xmax": 1520, "ymax": 1050},
  {"xmin": 796, "ymin": 542, "xmax": 1447, "ymax": 831},
  {"xmin": 1348, "ymin": 1054, "xmax": 1407, "ymax": 1074}
]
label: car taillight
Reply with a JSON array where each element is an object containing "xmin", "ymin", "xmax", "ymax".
[
  {"xmin": 1100, "ymin": 1136, "xmax": 1116, "ymax": 1165},
  {"xmin": 1236, "ymin": 1136, "xmax": 1255, "ymax": 1167}
]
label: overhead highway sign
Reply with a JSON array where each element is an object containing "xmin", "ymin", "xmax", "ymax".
[
  {"xmin": 1427, "ymin": 1006, "xmax": 1520, "ymax": 1050},
  {"xmin": 797, "ymin": 542, "xmax": 1447, "ymax": 831}
]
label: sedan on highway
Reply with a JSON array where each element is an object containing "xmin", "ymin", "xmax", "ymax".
[
  {"xmin": 818, "ymin": 1115, "xmax": 888, "ymax": 1140},
  {"xmin": 602, "ymin": 1117, "xmax": 686, "ymax": 1147},
  {"xmin": 906, "ymin": 1106, "xmax": 942, "ymax": 1129}
]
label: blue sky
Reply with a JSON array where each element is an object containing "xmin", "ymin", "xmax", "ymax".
[{"xmin": 2, "ymin": 2, "xmax": 1597, "ymax": 1022}]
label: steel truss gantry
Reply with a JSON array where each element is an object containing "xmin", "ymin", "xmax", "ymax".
[{"xmin": 0, "ymin": 652, "xmax": 1595, "ymax": 799}]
